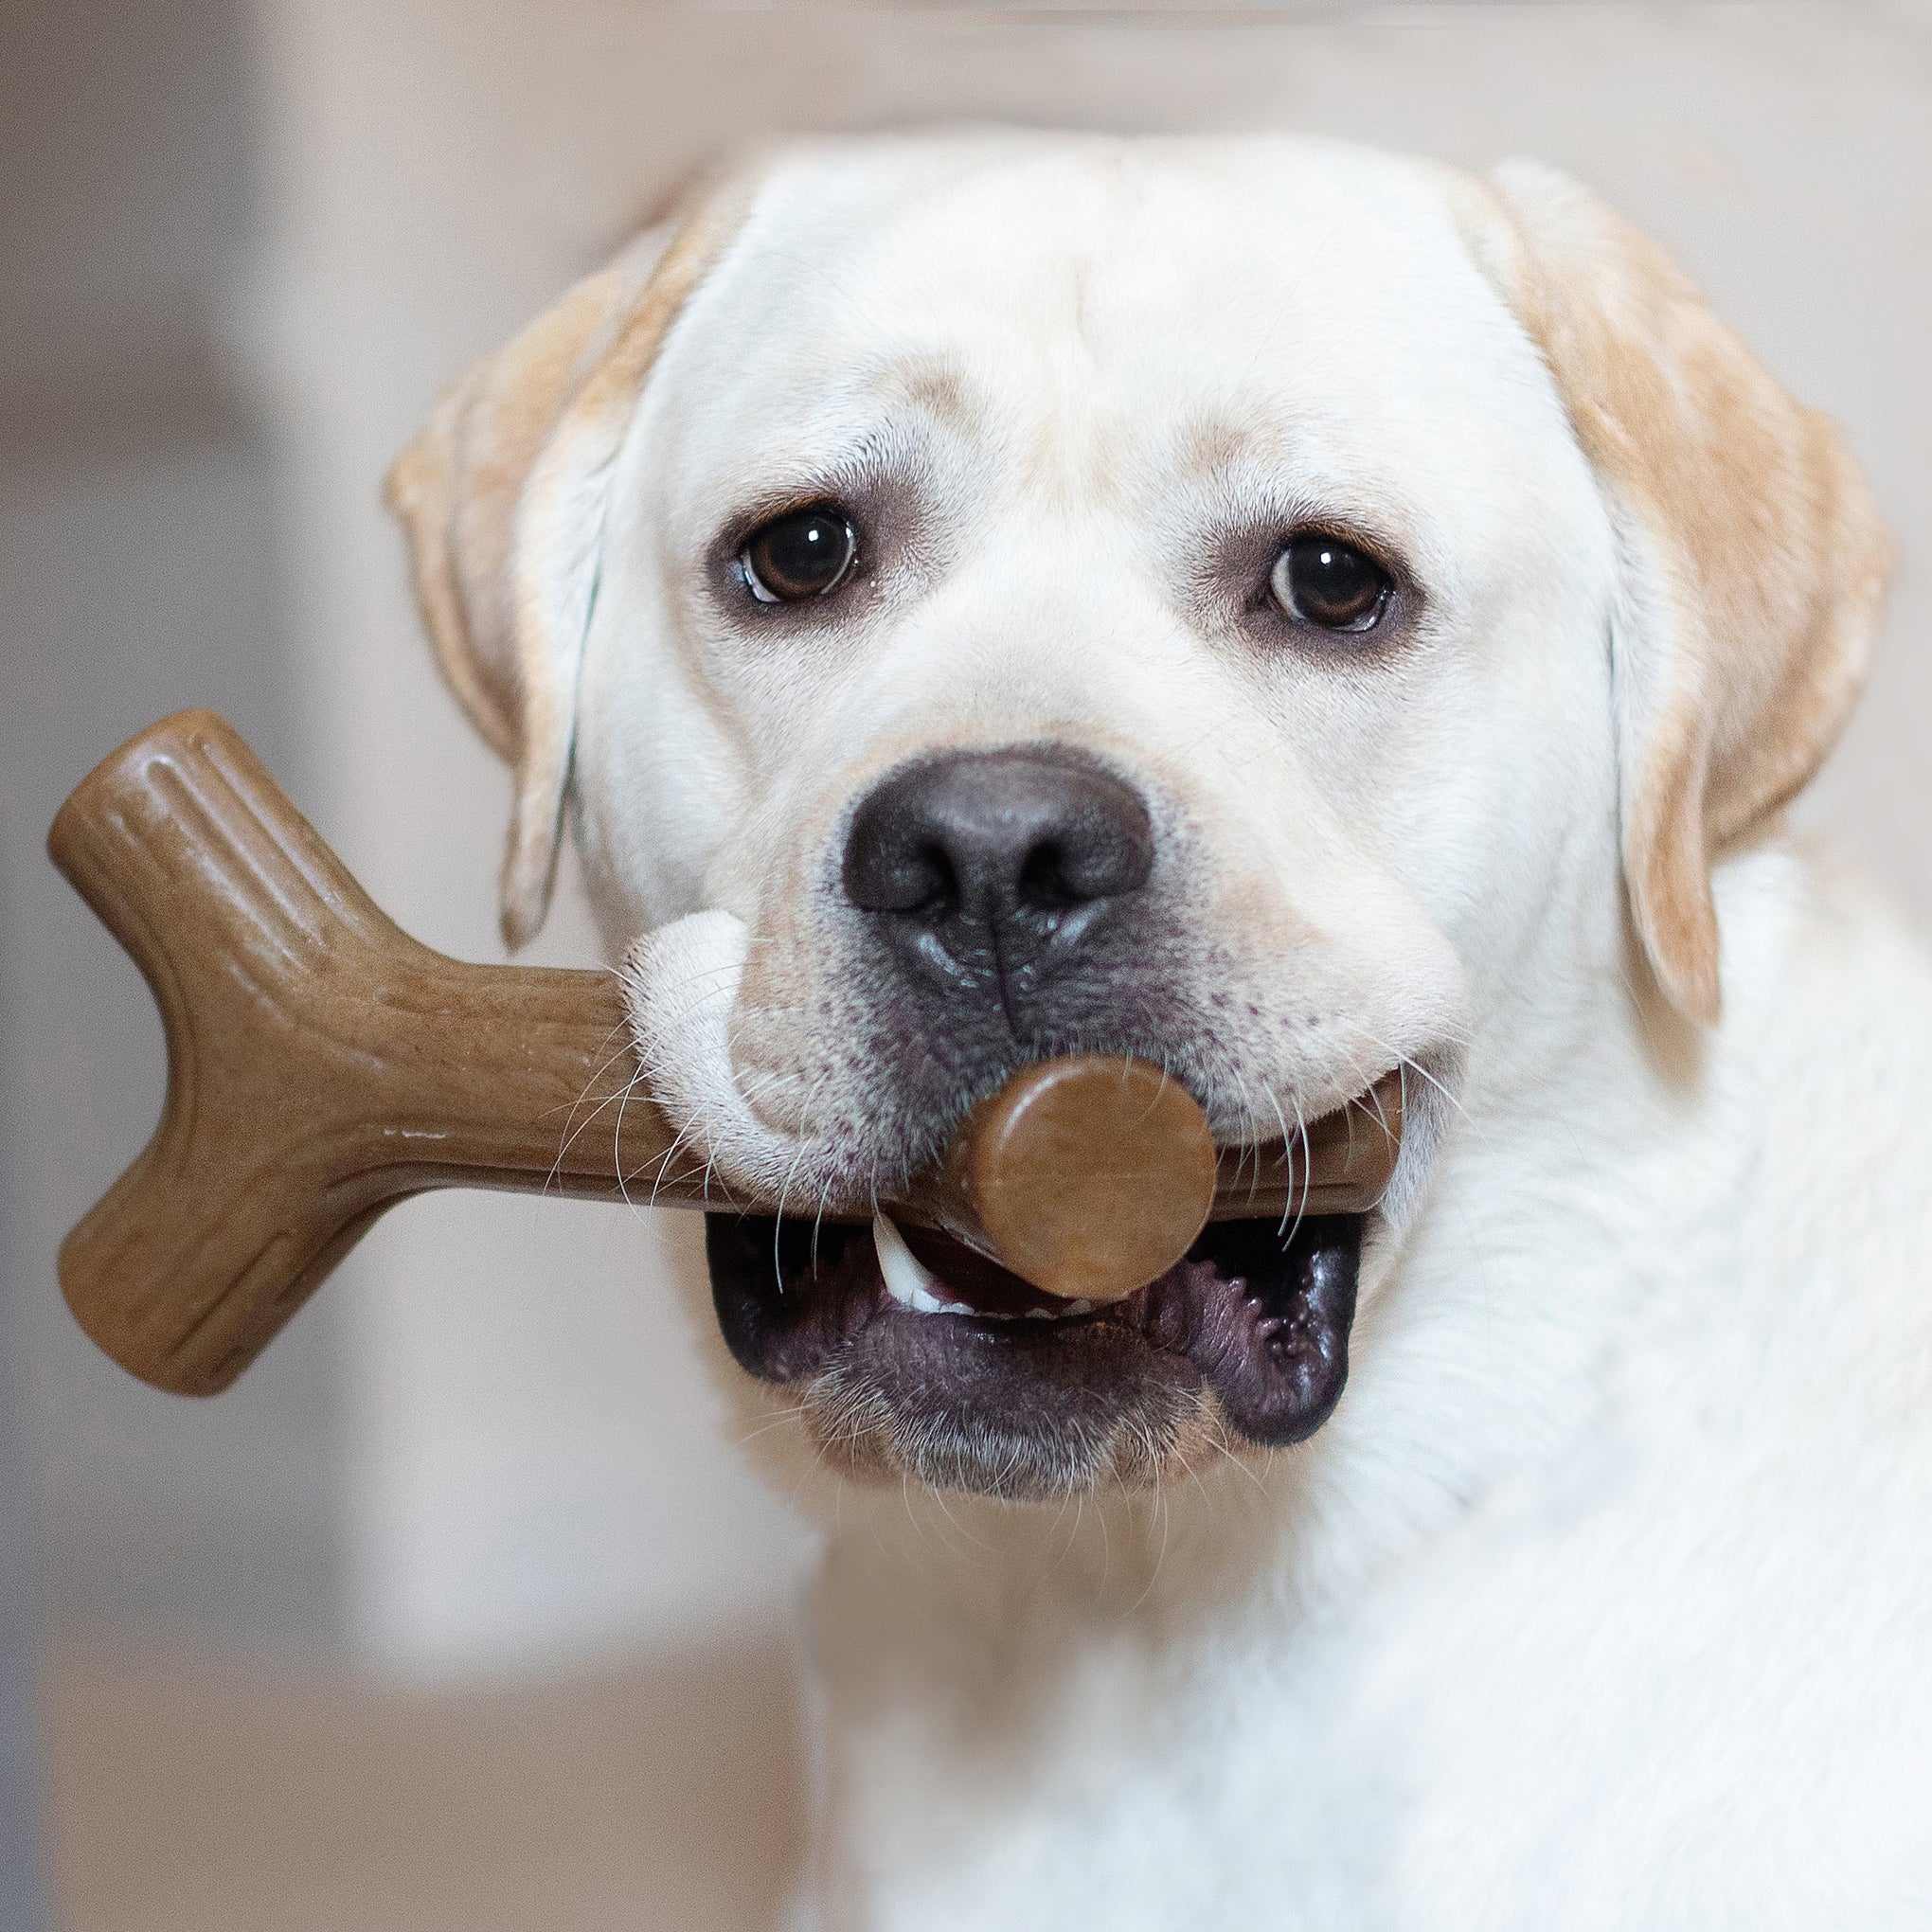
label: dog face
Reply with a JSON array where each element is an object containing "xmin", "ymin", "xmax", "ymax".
[{"xmin": 390, "ymin": 132, "xmax": 1887, "ymax": 1500}]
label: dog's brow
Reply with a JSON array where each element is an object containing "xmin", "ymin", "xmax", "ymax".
[
  {"xmin": 1178, "ymin": 417, "xmax": 1261, "ymax": 479},
  {"xmin": 868, "ymin": 356, "xmax": 980, "ymax": 435}
]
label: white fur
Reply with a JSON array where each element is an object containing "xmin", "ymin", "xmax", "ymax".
[
  {"xmin": 432, "ymin": 133, "xmax": 1932, "ymax": 1924},
  {"xmin": 801, "ymin": 844, "xmax": 1932, "ymax": 1929}
]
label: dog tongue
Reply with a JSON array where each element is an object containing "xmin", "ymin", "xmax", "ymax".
[{"xmin": 896, "ymin": 1223, "xmax": 1100, "ymax": 1317}]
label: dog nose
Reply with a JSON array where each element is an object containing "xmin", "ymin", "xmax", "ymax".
[{"xmin": 842, "ymin": 749, "xmax": 1154, "ymax": 1008}]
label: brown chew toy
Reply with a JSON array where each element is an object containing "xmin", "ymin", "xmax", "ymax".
[
  {"xmin": 48, "ymin": 712, "xmax": 1404, "ymax": 1397},
  {"xmin": 901, "ymin": 1056, "xmax": 1219, "ymax": 1309}
]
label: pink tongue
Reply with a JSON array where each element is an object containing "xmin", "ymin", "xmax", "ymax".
[{"xmin": 895, "ymin": 1225, "xmax": 1089, "ymax": 1317}]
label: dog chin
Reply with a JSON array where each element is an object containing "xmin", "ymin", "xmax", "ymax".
[{"xmin": 705, "ymin": 1208, "xmax": 1365, "ymax": 1500}]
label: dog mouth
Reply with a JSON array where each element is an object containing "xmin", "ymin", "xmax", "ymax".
[{"xmin": 705, "ymin": 1206, "xmax": 1363, "ymax": 1497}]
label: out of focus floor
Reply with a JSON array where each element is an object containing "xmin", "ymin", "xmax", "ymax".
[{"xmin": 42, "ymin": 1631, "xmax": 806, "ymax": 1932}]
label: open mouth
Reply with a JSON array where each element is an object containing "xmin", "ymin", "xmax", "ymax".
[{"xmin": 705, "ymin": 1205, "xmax": 1364, "ymax": 1497}]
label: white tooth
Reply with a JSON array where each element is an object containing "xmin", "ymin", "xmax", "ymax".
[{"xmin": 873, "ymin": 1212, "xmax": 968, "ymax": 1315}]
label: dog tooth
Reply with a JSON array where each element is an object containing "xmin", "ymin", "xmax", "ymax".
[{"xmin": 872, "ymin": 1212, "xmax": 972, "ymax": 1315}]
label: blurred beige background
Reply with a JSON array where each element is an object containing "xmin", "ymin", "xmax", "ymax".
[{"xmin": 2, "ymin": 2, "xmax": 1928, "ymax": 1926}]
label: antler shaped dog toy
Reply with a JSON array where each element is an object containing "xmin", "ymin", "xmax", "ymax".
[{"xmin": 49, "ymin": 712, "xmax": 1403, "ymax": 1396}]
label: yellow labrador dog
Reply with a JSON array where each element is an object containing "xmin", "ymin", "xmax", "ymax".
[{"xmin": 389, "ymin": 131, "xmax": 1932, "ymax": 1929}]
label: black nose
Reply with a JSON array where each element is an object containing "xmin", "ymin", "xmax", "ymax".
[{"xmin": 842, "ymin": 748, "xmax": 1154, "ymax": 1014}]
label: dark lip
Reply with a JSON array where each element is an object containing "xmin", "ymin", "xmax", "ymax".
[{"xmin": 705, "ymin": 1208, "xmax": 1364, "ymax": 1486}]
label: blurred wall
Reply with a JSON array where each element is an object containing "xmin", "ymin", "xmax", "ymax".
[
  {"xmin": 0, "ymin": 828, "xmax": 45, "ymax": 1932},
  {"xmin": 0, "ymin": 0, "xmax": 350, "ymax": 1667},
  {"xmin": 4, "ymin": 0, "xmax": 1929, "ymax": 1695}
]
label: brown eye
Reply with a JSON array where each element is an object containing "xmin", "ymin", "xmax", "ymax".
[
  {"xmin": 1270, "ymin": 532, "xmax": 1390, "ymax": 633},
  {"xmin": 740, "ymin": 505, "xmax": 857, "ymax": 603}
]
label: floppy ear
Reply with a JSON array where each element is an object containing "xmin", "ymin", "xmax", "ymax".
[
  {"xmin": 385, "ymin": 184, "xmax": 748, "ymax": 946},
  {"xmin": 1458, "ymin": 160, "xmax": 1893, "ymax": 1022}
]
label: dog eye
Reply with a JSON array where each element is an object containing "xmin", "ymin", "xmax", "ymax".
[
  {"xmin": 1269, "ymin": 532, "xmax": 1391, "ymax": 633},
  {"xmin": 740, "ymin": 505, "xmax": 858, "ymax": 603}
]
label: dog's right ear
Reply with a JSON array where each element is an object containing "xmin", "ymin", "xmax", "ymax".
[{"xmin": 385, "ymin": 183, "xmax": 749, "ymax": 947}]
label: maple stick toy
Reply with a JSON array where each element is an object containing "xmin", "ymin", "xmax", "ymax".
[{"xmin": 48, "ymin": 711, "xmax": 1404, "ymax": 1397}]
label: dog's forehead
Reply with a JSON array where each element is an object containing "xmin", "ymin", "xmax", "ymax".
[{"xmin": 661, "ymin": 133, "xmax": 1542, "ymax": 487}]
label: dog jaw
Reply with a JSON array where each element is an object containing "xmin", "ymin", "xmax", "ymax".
[
  {"xmin": 703, "ymin": 1208, "xmax": 1368, "ymax": 1499},
  {"xmin": 624, "ymin": 902, "xmax": 1464, "ymax": 1498}
]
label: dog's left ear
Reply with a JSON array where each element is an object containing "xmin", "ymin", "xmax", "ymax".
[
  {"xmin": 1458, "ymin": 161, "xmax": 1894, "ymax": 1022},
  {"xmin": 385, "ymin": 180, "xmax": 749, "ymax": 947}
]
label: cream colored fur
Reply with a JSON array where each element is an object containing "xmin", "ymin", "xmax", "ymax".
[{"xmin": 391, "ymin": 132, "xmax": 1932, "ymax": 1928}]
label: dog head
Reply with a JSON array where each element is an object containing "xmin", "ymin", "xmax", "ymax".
[{"xmin": 389, "ymin": 132, "xmax": 1888, "ymax": 1500}]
